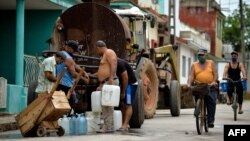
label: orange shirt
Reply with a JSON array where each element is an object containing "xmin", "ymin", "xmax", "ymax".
[{"xmin": 193, "ymin": 60, "xmax": 214, "ymax": 83}]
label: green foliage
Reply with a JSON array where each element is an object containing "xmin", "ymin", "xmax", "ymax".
[{"xmin": 222, "ymin": 3, "xmax": 250, "ymax": 51}]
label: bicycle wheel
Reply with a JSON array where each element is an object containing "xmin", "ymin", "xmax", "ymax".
[
  {"xmin": 232, "ymin": 93, "xmax": 238, "ymax": 121},
  {"xmin": 195, "ymin": 99, "xmax": 203, "ymax": 135}
]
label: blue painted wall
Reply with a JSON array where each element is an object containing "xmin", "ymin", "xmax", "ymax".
[
  {"xmin": 0, "ymin": 11, "xmax": 16, "ymax": 85},
  {"xmin": 25, "ymin": 10, "xmax": 62, "ymax": 55},
  {"xmin": 0, "ymin": 10, "xmax": 61, "ymax": 84}
]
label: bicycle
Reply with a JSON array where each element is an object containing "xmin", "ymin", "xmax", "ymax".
[
  {"xmin": 222, "ymin": 77, "xmax": 241, "ymax": 121},
  {"xmin": 190, "ymin": 83, "xmax": 210, "ymax": 135}
]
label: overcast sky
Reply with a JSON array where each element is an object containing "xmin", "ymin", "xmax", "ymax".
[{"xmin": 216, "ymin": 0, "xmax": 250, "ymax": 16}]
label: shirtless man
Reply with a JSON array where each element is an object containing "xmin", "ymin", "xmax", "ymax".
[
  {"xmin": 95, "ymin": 40, "xmax": 119, "ymax": 133},
  {"xmin": 96, "ymin": 42, "xmax": 117, "ymax": 85}
]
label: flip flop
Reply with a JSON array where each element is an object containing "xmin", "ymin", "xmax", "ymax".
[{"xmin": 117, "ymin": 127, "xmax": 128, "ymax": 131}]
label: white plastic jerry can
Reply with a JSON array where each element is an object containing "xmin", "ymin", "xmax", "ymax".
[
  {"xmin": 91, "ymin": 91, "xmax": 102, "ymax": 112},
  {"xmin": 101, "ymin": 85, "xmax": 120, "ymax": 107},
  {"xmin": 85, "ymin": 111, "xmax": 101, "ymax": 133},
  {"xmin": 113, "ymin": 110, "xmax": 122, "ymax": 131}
]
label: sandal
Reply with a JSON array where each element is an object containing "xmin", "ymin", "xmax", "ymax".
[
  {"xmin": 116, "ymin": 127, "xmax": 128, "ymax": 131},
  {"xmin": 238, "ymin": 110, "xmax": 244, "ymax": 114},
  {"xmin": 226, "ymin": 97, "xmax": 233, "ymax": 105},
  {"xmin": 226, "ymin": 99, "xmax": 232, "ymax": 105}
]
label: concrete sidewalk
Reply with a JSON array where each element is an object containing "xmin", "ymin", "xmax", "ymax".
[{"xmin": 0, "ymin": 113, "xmax": 17, "ymax": 132}]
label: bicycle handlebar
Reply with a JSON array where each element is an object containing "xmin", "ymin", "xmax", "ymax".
[
  {"xmin": 222, "ymin": 77, "xmax": 242, "ymax": 84},
  {"xmin": 193, "ymin": 81, "xmax": 217, "ymax": 87}
]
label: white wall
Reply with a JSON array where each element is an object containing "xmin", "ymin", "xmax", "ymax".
[
  {"xmin": 179, "ymin": 45, "xmax": 195, "ymax": 85},
  {"xmin": 180, "ymin": 22, "xmax": 210, "ymax": 52},
  {"xmin": 217, "ymin": 61, "xmax": 227, "ymax": 80},
  {"xmin": 146, "ymin": 21, "xmax": 158, "ymax": 48}
]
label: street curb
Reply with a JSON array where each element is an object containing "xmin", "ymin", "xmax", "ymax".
[
  {"xmin": 0, "ymin": 113, "xmax": 18, "ymax": 132},
  {"xmin": 0, "ymin": 122, "xmax": 18, "ymax": 132}
]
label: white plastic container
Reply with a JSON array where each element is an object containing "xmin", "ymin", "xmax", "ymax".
[
  {"xmin": 113, "ymin": 110, "xmax": 122, "ymax": 131},
  {"xmin": 85, "ymin": 116, "xmax": 94, "ymax": 133},
  {"xmin": 85, "ymin": 111, "xmax": 101, "ymax": 133},
  {"xmin": 61, "ymin": 114, "xmax": 70, "ymax": 135},
  {"xmin": 91, "ymin": 91, "xmax": 102, "ymax": 112},
  {"xmin": 101, "ymin": 85, "xmax": 120, "ymax": 107}
]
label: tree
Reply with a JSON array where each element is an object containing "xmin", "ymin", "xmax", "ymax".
[{"xmin": 222, "ymin": 3, "xmax": 250, "ymax": 52}]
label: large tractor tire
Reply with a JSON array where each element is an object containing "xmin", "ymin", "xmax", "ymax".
[
  {"xmin": 136, "ymin": 57, "xmax": 159, "ymax": 119},
  {"xmin": 170, "ymin": 80, "xmax": 181, "ymax": 116},
  {"xmin": 27, "ymin": 80, "xmax": 38, "ymax": 105},
  {"xmin": 129, "ymin": 80, "xmax": 144, "ymax": 128}
]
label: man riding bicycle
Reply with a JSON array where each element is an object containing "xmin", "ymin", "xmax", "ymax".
[
  {"xmin": 187, "ymin": 49, "xmax": 218, "ymax": 128},
  {"xmin": 223, "ymin": 51, "xmax": 247, "ymax": 114}
]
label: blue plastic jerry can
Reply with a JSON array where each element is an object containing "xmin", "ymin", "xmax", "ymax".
[{"xmin": 242, "ymin": 80, "xmax": 247, "ymax": 91}]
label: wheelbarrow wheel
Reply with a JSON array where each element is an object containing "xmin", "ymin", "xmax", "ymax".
[
  {"xmin": 56, "ymin": 126, "xmax": 65, "ymax": 136},
  {"xmin": 36, "ymin": 126, "xmax": 47, "ymax": 137}
]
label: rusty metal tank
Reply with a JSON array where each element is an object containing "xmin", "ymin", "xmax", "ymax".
[{"xmin": 52, "ymin": 2, "xmax": 131, "ymax": 65}]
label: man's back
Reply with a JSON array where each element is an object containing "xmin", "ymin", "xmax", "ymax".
[
  {"xmin": 117, "ymin": 58, "xmax": 136, "ymax": 84},
  {"xmin": 35, "ymin": 56, "xmax": 56, "ymax": 93},
  {"xmin": 56, "ymin": 51, "xmax": 75, "ymax": 88}
]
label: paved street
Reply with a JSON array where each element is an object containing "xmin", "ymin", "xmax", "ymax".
[{"xmin": 0, "ymin": 100, "xmax": 250, "ymax": 141}]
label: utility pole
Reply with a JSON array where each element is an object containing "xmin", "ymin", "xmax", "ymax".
[
  {"xmin": 240, "ymin": 0, "xmax": 245, "ymax": 64},
  {"xmin": 168, "ymin": 0, "xmax": 176, "ymax": 45},
  {"xmin": 240, "ymin": 0, "xmax": 249, "ymax": 93}
]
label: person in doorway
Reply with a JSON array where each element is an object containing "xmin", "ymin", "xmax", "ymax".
[
  {"xmin": 116, "ymin": 58, "xmax": 137, "ymax": 131},
  {"xmin": 187, "ymin": 49, "xmax": 218, "ymax": 128},
  {"xmin": 35, "ymin": 51, "xmax": 66, "ymax": 95},
  {"xmin": 95, "ymin": 40, "xmax": 119, "ymax": 133},
  {"xmin": 56, "ymin": 40, "xmax": 89, "ymax": 108},
  {"xmin": 223, "ymin": 51, "xmax": 247, "ymax": 114}
]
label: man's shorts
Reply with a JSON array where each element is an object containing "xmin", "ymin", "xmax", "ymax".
[{"xmin": 125, "ymin": 82, "xmax": 138, "ymax": 105}]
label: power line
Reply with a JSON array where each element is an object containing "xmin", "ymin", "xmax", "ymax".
[
  {"xmin": 221, "ymin": 2, "xmax": 238, "ymax": 5},
  {"xmin": 221, "ymin": 1, "xmax": 250, "ymax": 5}
]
